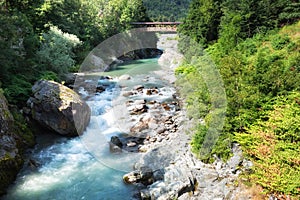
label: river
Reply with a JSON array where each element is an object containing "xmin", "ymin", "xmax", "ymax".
[{"xmin": 3, "ymin": 58, "xmax": 174, "ymax": 200}]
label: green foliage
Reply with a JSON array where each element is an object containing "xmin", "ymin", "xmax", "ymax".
[
  {"xmin": 179, "ymin": 0, "xmax": 223, "ymax": 45},
  {"xmin": 34, "ymin": 0, "xmax": 104, "ymax": 46},
  {"xmin": 210, "ymin": 22, "xmax": 300, "ymax": 137},
  {"xmin": 0, "ymin": 11, "xmax": 39, "ymax": 81},
  {"xmin": 191, "ymin": 124, "xmax": 208, "ymax": 155},
  {"xmin": 3, "ymin": 75, "xmax": 33, "ymax": 106},
  {"xmin": 279, "ymin": 2, "xmax": 300, "ymax": 24},
  {"xmin": 37, "ymin": 25, "xmax": 81, "ymax": 78},
  {"xmin": 10, "ymin": 108, "xmax": 35, "ymax": 148},
  {"xmin": 175, "ymin": 64, "xmax": 196, "ymax": 75},
  {"xmin": 235, "ymin": 92, "xmax": 300, "ymax": 196},
  {"xmin": 177, "ymin": 35, "xmax": 205, "ymax": 60},
  {"xmin": 178, "ymin": 17, "xmax": 300, "ymax": 197},
  {"xmin": 176, "ymin": 36, "xmax": 229, "ymax": 161},
  {"xmin": 175, "ymin": 63, "xmax": 210, "ymax": 120},
  {"xmin": 270, "ymin": 34, "xmax": 290, "ymax": 50},
  {"xmin": 176, "ymin": 63, "xmax": 212, "ymax": 160},
  {"xmin": 39, "ymin": 71, "xmax": 59, "ymax": 82},
  {"xmin": 99, "ymin": 0, "xmax": 149, "ymax": 37},
  {"xmin": 0, "ymin": 0, "xmax": 153, "ymax": 106},
  {"xmin": 179, "ymin": 0, "xmax": 299, "ymax": 49},
  {"xmin": 143, "ymin": 0, "xmax": 191, "ymax": 21}
]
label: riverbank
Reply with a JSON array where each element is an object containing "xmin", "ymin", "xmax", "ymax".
[
  {"xmin": 121, "ymin": 34, "xmax": 254, "ymax": 200},
  {"xmin": 1, "ymin": 34, "xmax": 254, "ymax": 200}
]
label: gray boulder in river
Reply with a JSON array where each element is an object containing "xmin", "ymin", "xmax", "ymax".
[{"xmin": 27, "ymin": 80, "xmax": 91, "ymax": 136}]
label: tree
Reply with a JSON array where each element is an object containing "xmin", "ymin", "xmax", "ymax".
[
  {"xmin": 217, "ymin": 0, "xmax": 298, "ymax": 50},
  {"xmin": 99, "ymin": 0, "xmax": 149, "ymax": 37},
  {"xmin": 0, "ymin": 11, "xmax": 39, "ymax": 104},
  {"xmin": 142, "ymin": 0, "xmax": 191, "ymax": 21},
  {"xmin": 179, "ymin": 0, "xmax": 223, "ymax": 46},
  {"xmin": 37, "ymin": 26, "xmax": 81, "ymax": 77},
  {"xmin": 279, "ymin": 2, "xmax": 300, "ymax": 24}
]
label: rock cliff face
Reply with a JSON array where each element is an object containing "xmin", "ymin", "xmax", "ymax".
[
  {"xmin": 27, "ymin": 80, "xmax": 91, "ymax": 137},
  {"xmin": 0, "ymin": 93, "xmax": 24, "ymax": 195}
]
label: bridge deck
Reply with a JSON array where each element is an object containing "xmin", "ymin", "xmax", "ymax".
[
  {"xmin": 130, "ymin": 22, "xmax": 182, "ymax": 32},
  {"xmin": 134, "ymin": 27, "xmax": 178, "ymax": 32},
  {"xmin": 130, "ymin": 22, "xmax": 182, "ymax": 25}
]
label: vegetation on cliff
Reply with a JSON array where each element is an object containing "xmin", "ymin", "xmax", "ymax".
[{"xmin": 177, "ymin": 0, "xmax": 300, "ymax": 197}]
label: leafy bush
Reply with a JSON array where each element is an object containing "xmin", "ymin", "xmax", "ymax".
[
  {"xmin": 39, "ymin": 71, "xmax": 59, "ymax": 82},
  {"xmin": 143, "ymin": 0, "xmax": 191, "ymax": 21},
  {"xmin": 175, "ymin": 63, "xmax": 210, "ymax": 120},
  {"xmin": 235, "ymin": 92, "xmax": 300, "ymax": 196},
  {"xmin": 4, "ymin": 76, "xmax": 33, "ymax": 106},
  {"xmin": 271, "ymin": 34, "xmax": 290, "ymax": 50},
  {"xmin": 37, "ymin": 25, "xmax": 81, "ymax": 78}
]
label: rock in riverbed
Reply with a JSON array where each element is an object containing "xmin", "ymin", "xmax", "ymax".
[
  {"xmin": 123, "ymin": 166, "xmax": 154, "ymax": 185},
  {"xmin": 27, "ymin": 80, "xmax": 91, "ymax": 137}
]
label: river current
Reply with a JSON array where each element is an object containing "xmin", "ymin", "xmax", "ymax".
[{"xmin": 3, "ymin": 58, "xmax": 175, "ymax": 200}]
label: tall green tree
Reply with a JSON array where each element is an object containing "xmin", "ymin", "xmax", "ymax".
[
  {"xmin": 217, "ymin": 0, "xmax": 299, "ymax": 51},
  {"xmin": 279, "ymin": 2, "xmax": 300, "ymax": 24},
  {"xmin": 0, "ymin": 11, "xmax": 39, "ymax": 104},
  {"xmin": 178, "ymin": 0, "xmax": 223, "ymax": 46},
  {"xmin": 99, "ymin": 0, "xmax": 149, "ymax": 37}
]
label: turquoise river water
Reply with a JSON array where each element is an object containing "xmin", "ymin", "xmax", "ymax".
[{"xmin": 3, "ymin": 58, "xmax": 166, "ymax": 200}]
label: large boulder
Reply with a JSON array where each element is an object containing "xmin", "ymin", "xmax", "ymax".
[
  {"xmin": 27, "ymin": 80, "xmax": 91, "ymax": 136},
  {"xmin": 0, "ymin": 93, "xmax": 23, "ymax": 195}
]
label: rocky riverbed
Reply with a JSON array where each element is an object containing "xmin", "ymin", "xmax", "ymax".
[
  {"xmin": 116, "ymin": 70, "xmax": 253, "ymax": 200},
  {"xmin": 116, "ymin": 34, "xmax": 254, "ymax": 200},
  {"xmin": 2, "ymin": 33, "xmax": 254, "ymax": 199}
]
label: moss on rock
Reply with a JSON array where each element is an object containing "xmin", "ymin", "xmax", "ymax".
[{"xmin": 0, "ymin": 92, "xmax": 35, "ymax": 196}]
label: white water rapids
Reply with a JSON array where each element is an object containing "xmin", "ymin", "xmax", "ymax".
[{"xmin": 4, "ymin": 58, "xmax": 177, "ymax": 200}]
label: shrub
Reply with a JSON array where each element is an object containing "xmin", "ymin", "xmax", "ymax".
[
  {"xmin": 39, "ymin": 71, "xmax": 59, "ymax": 82},
  {"xmin": 37, "ymin": 26, "xmax": 81, "ymax": 78},
  {"xmin": 271, "ymin": 34, "xmax": 290, "ymax": 50},
  {"xmin": 235, "ymin": 92, "xmax": 300, "ymax": 196},
  {"xmin": 4, "ymin": 76, "xmax": 32, "ymax": 106}
]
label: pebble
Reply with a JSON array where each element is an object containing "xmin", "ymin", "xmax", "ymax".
[
  {"xmin": 134, "ymin": 85, "xmax": 144, "ymax": 90},
  {"xmin": 127, "ymin": 141, "xmax": 137, "ymax": 147},
  {"xmin": 149, "ymin": 137, "xmax": 157, "ymax": 143},
  {"xmin": 119, "ymin": 74, "xmax": 131, "ymax": 80},
  {"xmin": 122, "ymin": 91, "xmax": 133, "ymax": 97},
  {"xmin": 139, "ymin": 146, "xmax": 148, "ymax": 153}
]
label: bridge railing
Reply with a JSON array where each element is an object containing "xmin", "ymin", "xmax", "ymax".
[{"xmin": 130, "ymin": 22, "xmax": 182, "ymax": 32}]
